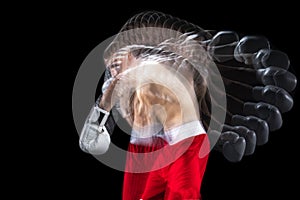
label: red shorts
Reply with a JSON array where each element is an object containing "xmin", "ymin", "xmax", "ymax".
[{"xmin": 122, "ymin": 134, "xmax": 210, "ymax": 200}]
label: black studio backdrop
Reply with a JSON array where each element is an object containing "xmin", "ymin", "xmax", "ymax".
[{"xmin": 64, "ymin": 4, "xmax": 299, "ymax": 200}]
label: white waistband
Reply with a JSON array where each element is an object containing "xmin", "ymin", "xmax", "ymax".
[
  {"xmin": 130, "ymin": 121, "xmax": 206, "ymax": 145},
  {"xmin": 164, "ymin": 121, "xmax": 206, "ymax": 145}
]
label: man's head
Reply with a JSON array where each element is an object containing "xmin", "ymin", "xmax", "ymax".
[{"xmin": 104, "ymin": 49, "xmax": 208, "ymax": 129}]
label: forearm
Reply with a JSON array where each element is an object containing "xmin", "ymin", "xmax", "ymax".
[{"xmin": 98, "ymin": 77, "xmax": 120, "ymax": 111}]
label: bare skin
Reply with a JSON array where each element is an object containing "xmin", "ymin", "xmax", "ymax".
[{"xmin": 132, "ymin": 83, "xmax": 183, "ymax": 129}]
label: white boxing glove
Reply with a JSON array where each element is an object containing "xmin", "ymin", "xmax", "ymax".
[{"xmin": 79, "ymin": 105, "xmax": 111, "ymax": 155}]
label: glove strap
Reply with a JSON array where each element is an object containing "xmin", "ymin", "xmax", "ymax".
[{"xmin": 96, "ymin": 106, "xmax": 110, "ymax": 128}]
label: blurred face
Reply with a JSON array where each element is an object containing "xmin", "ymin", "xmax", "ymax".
[{"xmin": 108, "ymin": 52, "xmax": 138, "ymax": 77}]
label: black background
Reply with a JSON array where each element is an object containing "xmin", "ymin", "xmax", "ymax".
[{"xmin": 55, "ymin": 2, "xmax": 300, "ymax": 200}]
